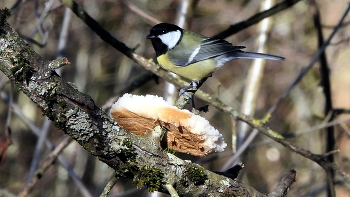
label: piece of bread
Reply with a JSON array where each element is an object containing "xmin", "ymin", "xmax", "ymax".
[{"xmin": 110, "ymin": 94, "xmax": 226, "ymax": 156}]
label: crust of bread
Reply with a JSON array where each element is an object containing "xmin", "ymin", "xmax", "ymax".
[
  {"xmin": 110, "ymin": 94, "xmax": 226, "ymax": 156},
  {"xmin": 111, "ymin": 107, "xmax": 206, "ymax": 156}
]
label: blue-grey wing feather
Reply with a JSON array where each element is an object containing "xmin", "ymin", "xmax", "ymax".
[
  {"xmin": 188, "ymin": 38, "xmax": 246, "ymax": 65},
  {"xmin": 170, "ymin": 37, "xmax": 285, "ymax": 67}
]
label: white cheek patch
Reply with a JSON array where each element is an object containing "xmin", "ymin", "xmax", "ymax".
[{"xmin": 158, "ymin": 30, "xmax": 181, "ymax": 50}]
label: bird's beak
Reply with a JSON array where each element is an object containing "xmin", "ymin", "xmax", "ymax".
[{"xmin": 147, "ymin": 35, "xmax": 156, "ymax": 39}]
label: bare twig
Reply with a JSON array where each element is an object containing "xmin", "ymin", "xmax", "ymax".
[
  {"xmin": 339, "ymin": 120, "xmax": 350, "ymax": 136},
  {"xmin": 311, "ymin": 2, "xmax": 336, "ymax": 196},
  {"xmin": 27, "ymin": 0, "xmax": 55, "ymax": 47},
  {"xmin": 99, "ymin": 175, "xmax": 119, "ymax": 197},
  {"xmin": 10, "ymin": 0, "xmax": 25, "ymax": 11},
  {"xmin": 164, "ymin": 184, "xmax": 180, "ymax": 197},
  {"xmin": 268, "ymin": 169, "xmax": 296, "ymax": 197},
  {"xmin": 121, "ymin": 0, "xmax": 161, "ymax": 25},
  {"xmin": 0, "ymin": 91, "xmax": 92, "ymax": 197},
  {"xmin": 26, "ymin": 118, "xmax": 51, "ymax": 183},
  {"xmin": 322, "ymin": 20, "xmax": 350, "ymax": 29},
  {"xmin": 0, "ymin": 189, "xmax": 17, "ymax": 197},
  {"xmin": 5, "ymin": 82, "xmax": 13, "ymax": 128},
  {"xmin": 56, "ymin": 7, "xmax": 72, "ymax": 60},
  {"xmin": 236, "ymin": 0, "xmax": 276, "ymax": 156},
  {"xmin": 19, "ymin": 136, "xmax": 73, "ymax": 197},
  {"xmin": 213, "ymin": 0, "xmax": 302, "ymax": 39},
  {"xmin": 58, "ymin": 0, "xmax": 134, "ymax": 58},
  {"xmin": 250, "ymin": 115, "xmax": 350, "ymax": 147}
]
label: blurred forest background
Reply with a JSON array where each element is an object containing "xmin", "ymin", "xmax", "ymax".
[{"xmin": 0, "ymin": 0, "xmax": 350, "ymax": 196}]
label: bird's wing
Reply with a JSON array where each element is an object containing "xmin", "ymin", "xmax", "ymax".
[
  {"xmin": 167, "ymin": 36, "xmax": 245, "ymax": 67},
  {"xmin": 185, "ymin": 38, "xmax": 246, "ymax": 66}
]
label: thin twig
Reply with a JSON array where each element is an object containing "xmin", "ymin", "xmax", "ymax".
[
  {"xmin": 58, "ymin": 0, "xmax": 134, "ymax": 58},
  {"xmin": 19, "ymin": 136, "xmax": 73, "ymax": 197},
  {"xmin": 311, "ymin": 4, "xmax": 336, "ymax": 196},
  {"xmin": 26, "ymin": 118, "xmax": 51, "ymax": 183},
  {"xmin": 253, "ymin": 115, "xmax": 350, "ymax": 144},
  {"xmin": 28, "ymin": 0, "xmax": 55, "ymax": 47},
  {"xmin": 121, "ymin": 0, "xmax": 161, "ymax": 25},
  {"xmin": 56, "ymin": 7, "xmax": 72, "ymax": 60},
  {"xmin": 339, "ymin": 121, "xmax": 350, "ymax": 136},
  {"xmin": 0, "ymin": 189, "xmax": 17, "ymax": 197},
  {"xmin": 268, "ymin": 169, "xmax": 296, "ymax": 197},
  {"xmin": 213, "ymin": 0, "xmax": 302, "ymax": 39},
  {"xmin": 322, "ymin": 20, "xmax": 350, "ymax": 29},
  {"xmin": 99, "ymin": 175, "xmax": 119, "ymax": 197},
  {"xmin": 236, "ymin": 0, "xmax": 276, "ymax": 156},
  {"xmin": 5, "ymin": 82, "xmax": 13, "ymax": 128},
  {"xmin": 0, "ymin": 91, "xmax": 93, "ymax": 197},
  {"xmin": 164, "ymin": 184, "xmax": 180, "ymax": 197},
  {"xmin": 10, "ymin": 0, "xmax": 25, "ymax": 11}
]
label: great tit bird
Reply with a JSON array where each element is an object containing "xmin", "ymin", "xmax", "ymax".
[{"xmin": 147, "ymin": 23, "xmax": 285, "ymax": 92}]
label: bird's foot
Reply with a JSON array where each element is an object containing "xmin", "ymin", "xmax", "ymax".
[
  {"xmin": 178, "ymin": 81, "xmax": 199, "ymax": 96},
  {"xmin": 178, "ymin": 81, "xmax": 200, "ymax": 108}
]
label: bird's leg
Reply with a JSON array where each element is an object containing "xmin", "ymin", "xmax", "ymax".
[
  {"xmin": 176, "ymin": 78, "xmax": 208, "ymax": 109},
  {"xmin": 178, "ymin": 81, "xmax": 198, "ymax": 108},
  {"xmin": 178, "ymin": 81, "xmax": 199, "ymax": 97}
]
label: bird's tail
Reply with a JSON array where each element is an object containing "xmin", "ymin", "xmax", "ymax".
[{"xmin": 229, "ymin": 50, "xmax": 285, "ymax": 61}]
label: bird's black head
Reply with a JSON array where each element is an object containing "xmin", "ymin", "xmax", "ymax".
[
  {"xmin": 147, "ymin": 23, "xmax": 182, "ymax": 38},
  {"xmin": 147, "ymin": 23, "xmax": 183, "ymax": 56}
]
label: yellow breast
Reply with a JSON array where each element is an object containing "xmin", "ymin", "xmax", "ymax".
[{"xmin": 157, "ymin": 55, "xmax": 217, "ymax": 81}]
